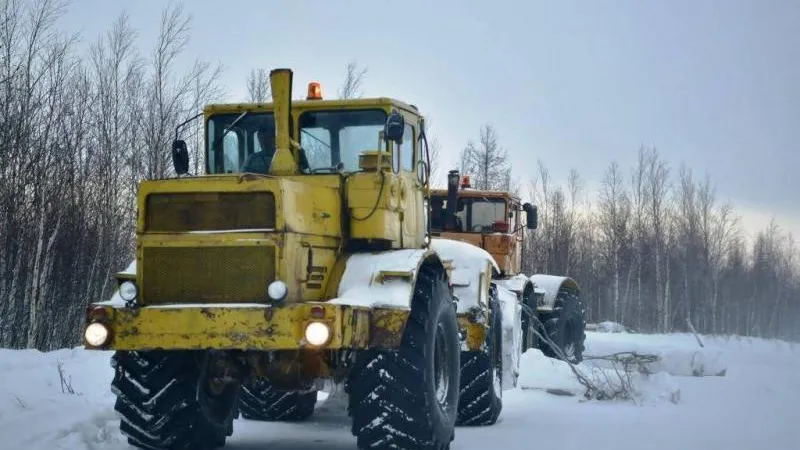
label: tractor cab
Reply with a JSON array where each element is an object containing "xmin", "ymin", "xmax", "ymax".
[{"xmin": 430, "ymin": 169, "xmax": 537, "ymax": 276}]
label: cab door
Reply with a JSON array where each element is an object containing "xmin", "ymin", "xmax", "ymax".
[{"xmin": 397, "ymin": 117, "xmax": 425, "ymax": 248}]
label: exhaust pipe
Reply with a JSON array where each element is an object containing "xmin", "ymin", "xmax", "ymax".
[
  {"xmin": 269, "ymin": 68, "xmax": 298, "ymax": 175},
  {"xmin": 446, "ymin": 169, "xmax": 460, "ymax": 230}
]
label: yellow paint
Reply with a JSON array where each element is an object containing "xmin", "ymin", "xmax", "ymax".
[
  {"xmin": 458, "ymin": 316, "xmax": 488, "ymax": 351},
  {"xmin": 85, "ymin": 303, "xmax": 410, "ymax": 351},
  {"xmin": 83, "ymin": 68, "xmax": 439, "ymax": 355}
]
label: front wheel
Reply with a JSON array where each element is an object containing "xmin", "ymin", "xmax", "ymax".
[
  {"xmin": 111, "ymin": 350, "xmax": 239, "ymax": 450},
  {"xmin": 346, "ymin": 264, "xmax": 461, "ymax": 450},
  {"xmin": 456, "ymin": 293, "xmax": 503, "ymax": 426}
]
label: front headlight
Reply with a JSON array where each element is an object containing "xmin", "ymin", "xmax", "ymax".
[
  {"xmin": 84, "ymin": 322, "xmax": 110, "ymax": 347},
  {"xmin": 304, "ymin": 322, "xmax": 330, "ymax": 346}
]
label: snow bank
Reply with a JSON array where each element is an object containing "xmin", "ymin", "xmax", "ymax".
[
  {"xmin": 590, "ymin": 321, "xmax": 632, "ymax": 333},
  {"xmin": 0, "ymin": 348, "xmax": 126, "ymax": 449},
  {"xmin": 2, "ymin": 331, "xmax": 798, "ymax": 449},
  {"xmin": 585, "ymin": 331, "xmax": 728, "ymax": 377},
  {"xmin": 517, "ymin": 349, "xmax": 682, "ymax": 405}
]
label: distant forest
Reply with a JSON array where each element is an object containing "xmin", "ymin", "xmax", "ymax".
[{"xmin": 0, "ymin": 1, "xmax": 796, "ymax": 350}]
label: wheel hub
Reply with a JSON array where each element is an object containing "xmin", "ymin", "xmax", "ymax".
[{"xmin": 433, "ymin": 322, "xmax": 451, "ymax": 406}]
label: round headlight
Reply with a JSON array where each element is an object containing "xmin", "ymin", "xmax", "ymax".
[
  {"xmin": 304, "ymin": 322, "xmax": 330, "ymax": 346},
  {"xmin": 119, "ymin": 281, "xmax": 138, "ymax": 301},
  {"xmin": 267, "ymin": 280, "xmax": 287, "ymax": 302},
  {"xmin": 84, "ymin": 322, "xmax": 110, "ymax": 347}
]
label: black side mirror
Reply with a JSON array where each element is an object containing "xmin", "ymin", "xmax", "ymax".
[
  {"xmin": 523, "ymin": 203, "xmax": 537, "ymax": 230},
  {"xmin": 384, "ymin": 109, "xmax": 405, "ymax": 143},
  {"xmin": 172, "ymin": 140, "xmax": 189, "ymax": 175}
]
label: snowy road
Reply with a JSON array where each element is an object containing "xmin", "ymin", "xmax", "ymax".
[{"xmin": 1, "ymin": 331, "xmax": 798, "ymax": 450}]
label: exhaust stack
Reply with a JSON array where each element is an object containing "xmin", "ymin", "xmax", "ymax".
[
  {"xmin": 445, "ymin": 169, "xmax": 460, "ymax": 231},
  {"xmin": 269, "ymin": 68, "xmax": 298, "ymax": 175}
]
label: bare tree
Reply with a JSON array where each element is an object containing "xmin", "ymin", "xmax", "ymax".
[
  {"xmin": 0, "ymin": 1, "xmax": 223, "ymax": 350},
  {"xmin": 459, "ymin": 124, "xmax": 511, "ymax": 191},
  {"xmin": 246, "ymin": 67, "xmax": 270, "ymax": 102},
  {"xmin": 338, "ymin": 60, "xmax": 367, "ymax": 99},
  {"xmin": 597, "ymin": 161, "xmax": 631, "ymax": 323}
]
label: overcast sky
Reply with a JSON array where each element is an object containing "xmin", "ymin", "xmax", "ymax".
[{"xmin": 59, "ymin": 0, "xmax": 800, "ymax": 240}]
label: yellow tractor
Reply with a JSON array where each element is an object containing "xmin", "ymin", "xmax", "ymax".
[
  {"xmin": 81, "ymin": 69, "xmax": 512, "ymax": 449},
  {"xmin": 429, "ymin": 170, "xmax": 586, "ymax": 364}
]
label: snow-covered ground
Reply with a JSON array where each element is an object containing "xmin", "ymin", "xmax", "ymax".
[{"xmin": 1, "ymin": 330, "xmax": 797, "ymax": 450}]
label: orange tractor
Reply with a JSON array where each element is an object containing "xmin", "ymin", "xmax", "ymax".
[{"xmin": 429, "ymin": 170, "xmax": 586, "ymax": 363}]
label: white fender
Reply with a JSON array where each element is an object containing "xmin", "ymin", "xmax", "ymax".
[
  {"xmin": 529, "ymin": 274, "xmax": 581, "ymax": 310},
  {"xmin": 494, "ymin": 283, "xmax": 523, "ymax": 390},
  {"xmin": 329, "ymin": 249, "xmax": 439, "ymax": 309},
  {"xmin": 428, "ymin": 238, "xmax": 498, "ymax": 315}
]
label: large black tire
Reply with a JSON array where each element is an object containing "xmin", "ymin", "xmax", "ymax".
[
  {"xmin": 111, "ymin": 350, "xmax": 239, "ymax": 450},
  {"xmin": 455, "ymin": 285, "xmax": 503, "ymax": 426},
  {"xmin": 539, "ymin": 288, "xmax": 586, "ymax": 363},
  {"xmin": 239, "ymin": 377, "xmax": 317, "ymax": 421},
  {"xmin": 346, "ymin": 264, "xmax": 460, "ymax": 450}
]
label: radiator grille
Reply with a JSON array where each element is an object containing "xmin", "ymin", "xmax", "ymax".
[{"xmin": 142, "ymin": 246, "xmax": 276, "ymax": 304}]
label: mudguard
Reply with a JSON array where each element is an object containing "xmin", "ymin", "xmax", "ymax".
[
  {"xmin": 529, "ymin": 274, "xmax": 581, "ymax": 310},
  {"xmin": 428, "ymin": 238, "xmax": 497, "ymax": 315},
  {"xmin": 328, "ymin": 248, "xmax": 443, "ymax": 310},
  {"xmin": 494, "ymin": 274, "xmax": 531, "ymax": 297},
  {"xmin": 494, "ymin": 282, "xmax": 522, "ymax": 389}
]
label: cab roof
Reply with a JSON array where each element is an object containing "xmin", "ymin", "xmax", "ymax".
[
  {"xmin": 430, "ymin": 188, "xmax": 519, "ymax": 202},
  {"xmin": 204, "ymin": 97, "xmax": 421, "ymax": 116}
]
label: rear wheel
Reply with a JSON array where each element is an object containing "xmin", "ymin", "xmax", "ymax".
[
  {"xmin": 111, "ymin": 350, "xmax": 239, "ymax": 450},
  {"xmin": 346, "ymin": 264, "xmax": 460, "ymax": 450},
  {"xmin": 456, "ymin": 288, "xmax": 503, "ymax": 426},
  {"xmin": 540, "ymin": 289, "xmax": 586, "ymax": 363},
  {"xmin": 238, "ymin": 377, "xmax": 317, "ymax": 422}
]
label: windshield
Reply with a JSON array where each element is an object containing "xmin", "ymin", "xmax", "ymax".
[
  {"xmin": 299, "ymin": 109, "xmax": 387, "ymax": 172},
  {"xmin": 206, "ymin": 113, "xmax": 275, "ymax": 174},
  {"xmin": 430, "ymin": 195, "xmax": 507, "ymax": 233}
]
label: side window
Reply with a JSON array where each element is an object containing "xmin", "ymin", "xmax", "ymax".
[
  {"xmin": 222, "ymin": 131, "xmax": 240, "ymax": 173},
  {"xmin": 400, "ymin": 123, "xmax": 414, "ymax": 172},
  {"xmin": 417, "ymin": 123, "xmax": 428, "ymax": 184}
]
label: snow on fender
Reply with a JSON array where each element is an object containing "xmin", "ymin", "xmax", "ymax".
[
  {"xmin": 428, "ymin": 238, "xmax": 499, "ymax": 314},
  {"xmin": 328, "ymin": 248, "xmax": 436, "ymax": 309},
  {"xmin": 529, "ymin": 273, "xmax": 581, "ymax": 309}
]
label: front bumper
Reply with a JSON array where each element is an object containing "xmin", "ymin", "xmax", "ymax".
[{"xmin": 83, "ymin": 302, "xmax": 409, "ymax": 351}]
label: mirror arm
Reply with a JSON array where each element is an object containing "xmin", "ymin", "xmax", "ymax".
[{"xmin": 174, "ymin": 112, "xmax": 204, "ymax": 141}]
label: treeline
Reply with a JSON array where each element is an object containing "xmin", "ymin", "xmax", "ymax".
[
  {"xmin": 521, "ymin": 146, "xmax": 800, "ymax": 341},
  {"xmin": 0, "ymin": 0, "xmax": 221, "ymax": 349},
  {"xmin": 458, "ymin": 125, "xmax": 799, "ymax": 341}
]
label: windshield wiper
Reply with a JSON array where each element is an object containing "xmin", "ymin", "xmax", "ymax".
[{"xmin": 210, "ymin": 111, "xmax": 248, "ymax": 154}]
